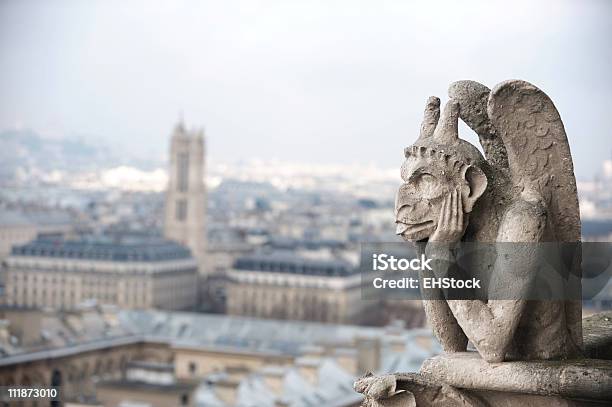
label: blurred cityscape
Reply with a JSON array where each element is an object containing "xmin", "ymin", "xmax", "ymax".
[
  {"xmin": 2, "ymin": 0, "xmax": 612, "ymax": 403},
  {"xmin": 0, "ymin": 122, "xmax": 611, "ymax": 406},
  {"xmin": 0, "ymin": 123, "xmax": 427, "ymax": 407}
]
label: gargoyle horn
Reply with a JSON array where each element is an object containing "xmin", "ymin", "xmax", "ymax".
[
  {"xmin": 418, "ymin": 96, "xmax": 440, "ymax": 141},
  {"xmin": 432, "ymin": 99, "xmax": 460, "ymax": 143}
]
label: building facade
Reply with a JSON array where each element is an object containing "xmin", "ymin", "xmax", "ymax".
[
  {"xmin": 2, "ymin": 235, "xmax": 198, "ymax": 310},
  {"xmin": 164, "ymin": 121, "xmax": 207, "ymax": 274},
  {"xmin": 226, "ymin": 250, "xmax": 371, "ymax": 324},
  {"xmin": 96, "ymin": 360, "xmax": 197, "ymax": 407}
]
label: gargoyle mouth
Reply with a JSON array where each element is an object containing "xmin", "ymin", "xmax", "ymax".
[{"xmin": 395, "ymin": 220, "xmax": 434, "ymax": 236}]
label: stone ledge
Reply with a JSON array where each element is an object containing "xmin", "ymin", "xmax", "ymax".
[
  {"xmin": 419, "ymin": 352, "xmax": 612, "ymax": 401},
  {"xmin": 583, "ymin": 311, "xmax": 612, "ymax": 360}
]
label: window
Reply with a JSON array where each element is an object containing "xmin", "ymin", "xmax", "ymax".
[
  {"xmin": 177, "ymin": 152, "xmax": 189, "ymax": 192},
  {"xmin": 188, "ymin": 362, "xmax": 197, "ymax": 375},
  {"xmin": 176, "ymin": 200, "xmax": 188, "ymax": 221}
]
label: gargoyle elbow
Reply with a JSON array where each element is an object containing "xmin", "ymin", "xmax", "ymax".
[
  {"xmin": 481, "ymin": 351, "xmax": 505, "ymax": 363},
  {"xmin": 476, "ymin": 341, "xmax": 508, "ymax": 363}
]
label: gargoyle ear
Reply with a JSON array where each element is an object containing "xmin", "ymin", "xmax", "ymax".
[{"xmin": 461, "ymin": 165, "xmax": 487, "ymax": 213}]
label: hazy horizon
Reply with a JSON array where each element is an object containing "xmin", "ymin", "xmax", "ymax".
[{"xmin": 1, "ymin": 0, "xmax": 611, "ymax": 178}]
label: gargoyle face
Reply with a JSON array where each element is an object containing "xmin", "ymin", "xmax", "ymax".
[
  {"xmin": 395, "ymin": 155, "xmax": 456, "ymax": 242},
  {"xmin": 395, "ymin": 96, "xmax": 489, "ymax": 242}
]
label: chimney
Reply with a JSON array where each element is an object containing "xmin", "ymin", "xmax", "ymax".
[
  {"xmin": 274, "ymin": 398, "xmax": 290, "ymax": 407},
  {"xmin": 385, "ymin": 319, "xmax": 406, "ymax": 353},
  {"xmin": 355, "ymin": 336, "xmax": 381, "ymax": 374},
  {"xmin": 3, "ymin": 309, "xmax": 43, "ymax": 346},
  {"xmin": 226, "ymin": 365, "xmax": 250, "ymax": 381},
  {"xmin": 214, "ymin": 378, "xmax": 240, "ymax": 406},
  {"xmin": 389, "ymin": 337, "xmax": 405, "ymax": 353},
  {"xmin": 0, "ymin": 319, "xmax": 11, "ymax": 351},
  {"xmin": 414, "ymin": 334, "xmax": 435, "ymax": 352},
  {"xmin": 300, "ymin": 345, "xmax": 325, "ymax": 358},
  {"xmin": 260, "ymin": 365, "xmax": 286, "ymax": 395},
  {"xmin": 295, "ymin": 357, "xmax": 320, "ymax": 386},
  {"xmin": 332, "ymin": 348, "xmax": 358, "ymax": 375}
]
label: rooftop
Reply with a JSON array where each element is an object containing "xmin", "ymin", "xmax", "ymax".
[
  {"xmin": 0, "ymin": 308, "xmax": 440, "ymax": 407},
  {"xmin": 0, "ymin": 308, "xmax": 438, "ymax": 371},
  {"xmin": 10, "ymin": 234, "xmax": 192, "ymax": 262},
  {"xmin": 233, "ymin": 250, "xmax": 357, "ymax": 277},
  {"xmin": 265, "ymin": 237, "xmax": 348, "ymax": 251}
]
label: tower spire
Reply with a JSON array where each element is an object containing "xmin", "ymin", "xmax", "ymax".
[
  {"xmin": 175, "ymin": 110, "xmax": 186, "ymax": 134},
  {"xmin": 164, "ymin": 121, "xmax": 207, "ymax": 275}
]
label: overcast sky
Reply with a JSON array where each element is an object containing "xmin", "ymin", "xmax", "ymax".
[{"xmin": 1, "ymin": 0, "xmax": 611, "ymax": 179}]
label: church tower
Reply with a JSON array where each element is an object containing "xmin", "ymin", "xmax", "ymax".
[{"xmin": 164, "ymin": 120, "xmax": 207, "ymax": 272}]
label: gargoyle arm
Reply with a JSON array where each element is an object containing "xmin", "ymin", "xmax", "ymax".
[
  {"xmin": 420, "ymin": 271, "xmax": 469, "ymax": 352},
  {"xmin": 436, "ymin": 200, "xmax": 545, "ymax": 362}
]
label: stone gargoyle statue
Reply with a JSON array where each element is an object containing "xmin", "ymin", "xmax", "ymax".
[
  {"xmin": 355, "ymin": 80, "xmax": 612, "ymax": 406},
  {"xmin": 394, "ymin": 79, "xmax": 583, "ymax": 362}
]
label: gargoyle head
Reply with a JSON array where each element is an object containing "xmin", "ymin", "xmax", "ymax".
[{"xmin": 395, "ymin": 97, "xmax": 488, "ymax": 242}]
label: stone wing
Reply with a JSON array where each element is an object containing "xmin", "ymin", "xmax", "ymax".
[
  {"xmin": 488, "ymin": 79, "xmax": 583, "ymax": 353},
  {"xmin": 448, "ymin": 80, "xmax": 509, "ymax": 171},
  {"xmin": 487, "ymin": 79, "xmax": 580, "ymax": 243}
]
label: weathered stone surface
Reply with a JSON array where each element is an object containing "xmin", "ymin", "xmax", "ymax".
[
  {"xmin": 394, "ymin": 79, "xmax": 582, "ymax": 362},
  {"xmin": 354, "ymin": 369, "xmax": 611, "ymax": 406},
  {"xmin": 420, "ymin": 352, "xmax": 612, "ymax": 400},
  {"xmin": 448, "ymin": 80, "xmax": 508, "ymax": 171},
  {"xmin": 354, "ymin": 372, "xmax": 486, "ymax": 407},
  {"xmin": 355, "ymin": 80, "xmax": 611, "ymax": 406},
  {"xmin": 583, "ymin": 311, "xmax": 612, "ymax": 360}
]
